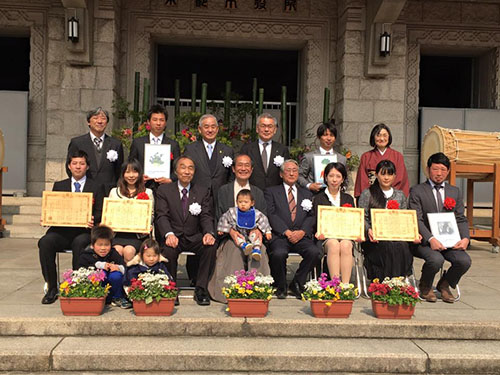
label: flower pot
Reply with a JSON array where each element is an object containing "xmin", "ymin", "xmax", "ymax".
[
  {"xmin": 227, "ymin": 299, "xmax": 269, "ymax": 318},
  {"xmin": 310, "ymin": 299, "xmax": 354, "ymax": 318},
  {"xmin": 371, "ymin": 300, "xmax": 415, "ymax": 319},
  {"xmin": 133, "ymin": 298, "xmax": 176, "ymax": 316},
  {"xmin": 59, "ymin": 297, "xmax": 105, "ymax": 316}
]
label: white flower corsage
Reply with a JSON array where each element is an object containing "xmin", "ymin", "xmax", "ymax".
[
  {"xmin": 188, "ymin": 202, "xmax": 202, "ymax": 216},
  {"xmin": 106, "ymin": 149, "xmax": 118, "ymax": 162},
  {"xmin": 222, "ymin": 156, "xmax": 233, "ymax": 168},
  {"xmin": 301, "ymin": 199, "xmax": 313, "ymax": 212},
  {"xmin": 273, "ymin": 155, "xmax": 285, "ymax": 167}
]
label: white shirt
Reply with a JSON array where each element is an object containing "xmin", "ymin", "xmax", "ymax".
[
  {"xmin": 149, "ymin": 133, "xmax": 164, "ymax": 144},
  {"xmin": 428, "ymin": 179, "xmax": 446, "ymax": 207},
  {"xmin": 71, "ymin": 176, "xmax": 87, "ymax": 192},
  {"xmin": 234, "ymin": 180, "xmax": 250, "ymax": 205},
  {"xmin": 382, "ymin": 187, "xmax": 394, "ymax": 199},
  {"xmin": 319, "ymin": 147, "xmax": 334, "ymax": 155},
  {"xmin": 89, "ymin": 132, "xmax": 105, "ymax": 145},
  {"xmin": 202, "ymin": 139, "xmax": 216, "ymax": 158},
  {"xmin": 258, "ymin": 139, "xmax": 272, "ymax": 169},
  {"xmin": 325, "ymin": 188, "xmax": 341, "ymax": 207},
  {"xmin": 283, "ymin": 183, "xmax": 297, "ymax": 204}
]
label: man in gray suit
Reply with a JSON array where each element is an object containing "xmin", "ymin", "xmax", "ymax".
[
  {"xmin": 408, "ymin": 152, "xmax": 471, "ymax": 303},
  {"xmin": 298, "ymin": 121, "xmax": 346, "ymax": 193}
]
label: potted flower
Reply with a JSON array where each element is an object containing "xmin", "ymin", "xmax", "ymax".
[
  {"xmin": 302, "ymin": 273, "xmax": 358, "ymax": 318},
  {"xmin": 128, "ymin": 270, "xmax": 178, "ymax": 316},
  {"xmin": 368, "ymin": 277, "xmax": 420, "ymax": 319},
  {"xmin": 222, "ymin": 269, "xmax": 275, "ymax": 318},
  {"xmin": 59, "ymin": 267, "xmax": 110, "ymax": 316}
]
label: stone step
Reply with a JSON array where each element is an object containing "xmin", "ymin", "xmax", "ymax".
[
  {"xmin": 12, "ymin": 214, "xmax": 40, "ymax": 225},
  {"xmin": 20, "ymin": 205, "xmax": 42, "ymax": 215},
  {"xmin": 6, "ymin": 224, "xmax": 46, "ymax": 238},
  {"xmin": 1, "ymin": 336, "xmax": 499, "ymax": 373},
  {"xmin": 2, "ymin": 196, "xmax": 42, "ymax": 206}
]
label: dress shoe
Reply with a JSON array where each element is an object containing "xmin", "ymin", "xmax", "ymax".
[
  {"xmin": 418, "ymin": 282, "xmax": 437, "ymax": 303},
  {"xmin": 289, "ymin": 280, "xmax": 304, "ymax": 300},
  {"xmin": 41, "ymin": 288, "xmax": 58, "ymax": 305},
  {"xmin": 276, "ymin": 289, "xmax": 287, "ymax": 299},
  {"xmin": 437, "ymin": 278, "xmax": 455, "ymax": 303},
  {"xmin": 194, "ymin": 287, "xmax": 210, "ymax": 306}
]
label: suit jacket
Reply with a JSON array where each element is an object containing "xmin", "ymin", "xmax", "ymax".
[
  {"xmin": 216, "ymin": 182, "xmax": 267, "ymax": 221},
  {"xmin": 183, "ymin": 140, "xmax": 234, "ymax": 196},
  {"xmin": 408, "ymin": 181, "xmax": 469, "ymax": 245},
  {"xmin": 240, "ymin": 140, "xmax": 290, "ymax": 191},
  {"xmin": 264, "ymin": 184, "xmax": 314, "ymax": 240},
  {"xmin": 67, "ymin": 133, "xmax": 124, "ymax": 193},
  {"xmin": 298, "ymin": 149, "xmax": 347, "ymax": 188},
  {"xmin": 155, "ymin": 182, "xmax": 215, "ymax": 244},
  {"xmin": 129, "ymin": 134, "xmax": 181, "ymax": 187}
]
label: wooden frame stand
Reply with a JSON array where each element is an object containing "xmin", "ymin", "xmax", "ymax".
[{"xmin": 448, "ymin": 161, "xmax": 500, "ymax": 250}]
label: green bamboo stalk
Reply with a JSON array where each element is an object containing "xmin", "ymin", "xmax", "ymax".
[
  {"xmin": 133, "ymin": 72, "xmax": 140, "ymax": 113},
  {"xmin": 258, "ymin": 88, "xmax": 264, "ymax": 115},
  {"xmin": 280, "ymin": 86, "xmax": 287, "ymax": 144},
  {"xmin": 201, "ymin": 83, "xmax": 208, "ymax": 115},
  {"xmin": 191, "ymin": 73, "xmax": 197, "ymax": 112},
  {"xmin": 323, "ymin": 87, "xmax": 330, "ymax": 123},
  {"xmin": 252, "ymin": 78, "xmax": 257, "ymax": 131},
  {"xmin": 142, "ymin": 78, "xmax": 150, "ymax": 113},
  {"xmin": 174, "ymin": 79, "xmax": 180, "ymax": 133},
  {"xmin": 224, "ymin": 81, "xmax": 231, "ymax": 126}
]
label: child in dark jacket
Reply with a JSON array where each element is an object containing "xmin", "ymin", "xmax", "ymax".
[
  {"xmin": 125, "ymin": 238, "xmax": 171, "ymax": 286},
  {"xmin": 78, "ymin": 225, "xmax": 131, "ymax": 308}
]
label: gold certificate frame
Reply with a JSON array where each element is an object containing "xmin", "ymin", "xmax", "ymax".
[
  {"xmin": 41, "ymin": 191, "xmax": 93, "ymax": 227},
  {"xmin": 371, "ymin": 209, "xmax": 419, "ymax": 241},
  {"xmin": 101, "ymin": 198, "xmax": 152, "ymax": 233},
  {"xmin": 317, "ymin": 205, "xmax": 365, "ymax": 241}
]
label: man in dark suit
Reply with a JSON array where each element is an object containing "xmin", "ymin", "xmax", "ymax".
[
  {"xmin": 265, "ymin": 159, "xmax": 320, "ymax": 299},
  {"xmin": 183, "ymin": 114, "xmax": 234, "ymax": 199},
  {"xmin": 409, "ymin": 152, "xmax": 471, "ymax": 303},
  {"xmin": 240, "ymin": 113, "xmax": 290, "ymax": 191},
  {"xmin": 129, "ymin": 104, "xmax": 180, "ymax": 191},
  {"xmin": 155, "ymin": 155, "xmax": 217, "ymax": 305},
  {"xmin": 67, "ymin": 107, "xmax": 124, "ymax": 194},
  {"xmin": 38, "ymin": 150, "xmax": 104, "ymax": 304}
]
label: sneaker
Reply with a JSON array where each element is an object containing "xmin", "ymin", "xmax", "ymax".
[
  {"xmin": 251, "ymin": 248, "xmax": 262, "ymax": 261},
  {"xmin": 120, "ymin": 298, "xmax": 132, "ymax": 309},
  {"xmin": 111, "ymin": 298, "xmax": 122, "ymax": 307},
  {"xmin": 240, "ymin": 242, "xmax": 253, "ymax": 255}
]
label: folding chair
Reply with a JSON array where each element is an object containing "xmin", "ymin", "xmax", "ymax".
[{"xmin": 43, "ymin": 249, "xmax": 72, "ymax": 293}]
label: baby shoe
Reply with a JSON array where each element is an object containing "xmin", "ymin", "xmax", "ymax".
[
  {"xmin": 251, "ymin": 248, "xmax": 262, "ymax": 261},
  {"xmin": 240, "ymin": 242, "xmax": 253, "ymax": 255}
]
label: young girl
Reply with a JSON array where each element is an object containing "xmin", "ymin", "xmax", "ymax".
[
  {"xmin": 313, "ymin": 162, "xmax": 357, "ymax": 284},
  {"xmin": 124, "ymin": 238, "xmax": 171, "ymax": 285},
  {"xmin": 358, "ymin": 160, "xmax": 417, "ymax": 280},
  {"xmin": 108, "ymin": 159, "xmax": 154, "ymax": 262}
]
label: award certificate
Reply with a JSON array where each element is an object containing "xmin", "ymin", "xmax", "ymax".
[
  {"xmin": 313, "ymin": 154, "xmax": 337, "ymax": 184},
  {"xmin": 317, "ymin": 205, "xmax": 365, "ymax": 241},
  {"xmin": 427, "ymin": 212, "xmax": 461, "ymax": 248},
  {"xmin": 144, "ymin": 143, "xmax": 171, "ymax": 179},
  {"xmin": 41, "ymin": 191, "xmax": 93, "ymax": 227},
  {"xmin": 371, "ymin": 209, "xmax": 419, "ymax": 241},
  {"xmin": 101, "ymin": 198, "xmax": 152, "ymax": 233}
]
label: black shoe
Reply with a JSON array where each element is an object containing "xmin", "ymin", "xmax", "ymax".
[
  {"xmin": 276, "ymin": 289, "xmax": 287, "ymax": 299},
  {"xmin": 194, "ymin": 287, "xmax": 210, "ymax": 306},
  {"xmin": 41, "ymin": 288, "xmax": 58, "ymax": 305},
  {"xmin": 289, "ymin": 280, "xmax": 304, "ymax": 300},
  {"xmin": 174, "ymin": 296, "xmax": 180, "ymax": 306}
]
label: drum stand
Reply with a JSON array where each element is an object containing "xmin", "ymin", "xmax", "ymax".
[{"xmin": 448, "ymin": 161, "xmax": 500, "ymax": 253}]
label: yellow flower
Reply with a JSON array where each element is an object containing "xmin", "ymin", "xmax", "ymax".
[
  {"xmin": 248, "ymin": 280, "xmax": 254, "ymax": 285},
  {"xmin": 60, "ymin": 281, "xmax": 68, "ymax": 290},
  {"xmin": 373, "ymin": 278, "xmax": 380, "ymax": 283},
  {"xmin": 325, "ymin": 302, "xmax": 332, "ymax": 307},
  {"xmin": 238, "ymin": 288, "xmax": 245, "ymax": 294},
  {"xmin": 312, "ymin": 290, "xmax": 318, "ymax": 295},
  {"xmin": 225, "ymin": 307, "xmax": 230, "ymax": 312},
  {"xmin": 246, "ymin": 290, "xmax": 253, "ymax": 295},
  {"xmin": 267, "ymin": 295, "xmax": 272, "ymax": 300}
]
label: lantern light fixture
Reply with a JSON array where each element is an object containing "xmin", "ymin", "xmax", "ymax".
[
  {"xmin": 380, "ymin": 30, "xmax": 391, "ymax": 57},
  {"xmin": 68, "ymin": 16, "xmax": 79, "ymax": 43}
]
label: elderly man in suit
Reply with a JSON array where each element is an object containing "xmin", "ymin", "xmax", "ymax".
[
  {"xmin": 408, "ymin": 152, "xmax": 471, "ymax": 303},
  {"xmin": 183, "ymin": 114, "xmax": 234, "ymax": 200},
  {"xmin": 298, "ymin": 121, "xmax": 346, "ymax": 193},
  {"xmin": 155, "ymin": 155, "xmax": 217, "ymax": 305},
  {"xmin": 38, "ymin": 150, "xmax": 104, "ymax": 304},
  {"xmin": 265, "ymin": 159, "xmax": 320, "ymax": 299},
  {"xmin": 208, "ymin": 153, "xmax": 270, "ymax": 302},
  {"xmin": 129, "ymin": 104, "xmax": 180, "ymax": 191},
  {"xmin": 67, "ymin": 107, "xmax": 124, "ymax": 194},
  {"xmin": 240, "ymin": 113, "xmax": 290, "ymax": 191}
]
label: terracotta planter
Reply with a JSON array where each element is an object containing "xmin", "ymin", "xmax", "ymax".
[
  {"xmin": 310, "ymin": 299, "xmax": 354, "ymax": 318},
  {"xmin": 59, "ymin": 297, "xmax": 105, "ymax": 316},
  {"xmin": 133, "ymin": 298, "xmax": 176, "ymax": 316},
  {"xmin": 227, "ymin": 299, "xmax": 269, "ymax": 318},
  {"xmin": 371, "ymin": 300, "xmax": 415, "ymax": 319}
]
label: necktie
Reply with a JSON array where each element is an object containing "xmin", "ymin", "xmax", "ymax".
[
  {"xmin": 154, "ymin": 137, "xmax": 160, "ymax": 144},
  {"xmin": 74, "ymin": 182, "xmax": 81, "ymax": 192},
  {"xmin": 181, "ymin": 188, "xmax": 188, "ymax": 218},
  {"xmin": 261, "ymin": 142, "xmax": 268, "ymax": 173},
  {"xmin": 434, "ymin": 185, "xmax": 443, "ymax": 212},
  {"xmin": 207, "ymin": 144, "xmax": 213, "ymax": 159},
  {"xmin": 288, "ymin": 186, "xmax": 296, "ymax": 222},
  {"xmin": 94, "ymin": 137, "xmax": 102, "ymax": 151}
]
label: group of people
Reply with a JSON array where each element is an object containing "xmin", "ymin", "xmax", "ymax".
[{"xmin": 38, "ymin": 104, "xmax": 472, "ymax": 307}]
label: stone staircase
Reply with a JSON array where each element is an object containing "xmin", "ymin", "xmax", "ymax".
[{"xmin": 2, "ymin": 196, "xmax": 46, "ymax": 238}]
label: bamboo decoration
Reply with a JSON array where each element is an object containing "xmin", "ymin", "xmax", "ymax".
[
  {"xmin": 201, "ymin": 83, "xmax": 208, "ymax": 115},
  {"xmin": 191, "ymin": 73, "xmax": 197, "ymax": 112},
  {"xmin": 280, "ymin": 86, "xmax": 287, "ymax": 144},
  {"xmin": 252, "ymin": 78, "xmax": 257, "ymax": 131},
  {"xmin": 258, "ymin": 88, "xmax": 264, "ymax": 115},
  {"xmin": 142, "ymin": 78, "xmax": 150, "ymax": 113},
  {"xmin": 133, "ymin": 72, "xmax": 140, "ymax": 113},
  {"xmin": 323, "ymin": 87, "xmax": 330, "ymax": 123},
  {"xmin": 174, "ymin": 79, "xmax": 180, "ymax": 133},
  {"xmin": 224, "ymin": 81, "xmax": 231, "ymax": 126}
]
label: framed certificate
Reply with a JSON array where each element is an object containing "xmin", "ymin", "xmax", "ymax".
[
  {"xmin": 371, "ymin": 209, "xmax": 419, "ymax": 241},
  {"xmin": 427, "ymin": 212, "xmax": 461, "ymax": 248},
  {"xmin": 317, "ymin": 205, "xmax": 365, "ymax": 241},
  {"xmin": 41, "ymin": 191, "xmax": 93, "ymax": 227},
  {"xmin": 144, "ymin": 143, "xmax": 171, "ymax": 179},
  {"xmin": 101, "ymin": 198, "xmax": 152, "ymax": 233},
  {"xmin": 313, "ymin": 154, "xmax": 337, "ymax": 184}
]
